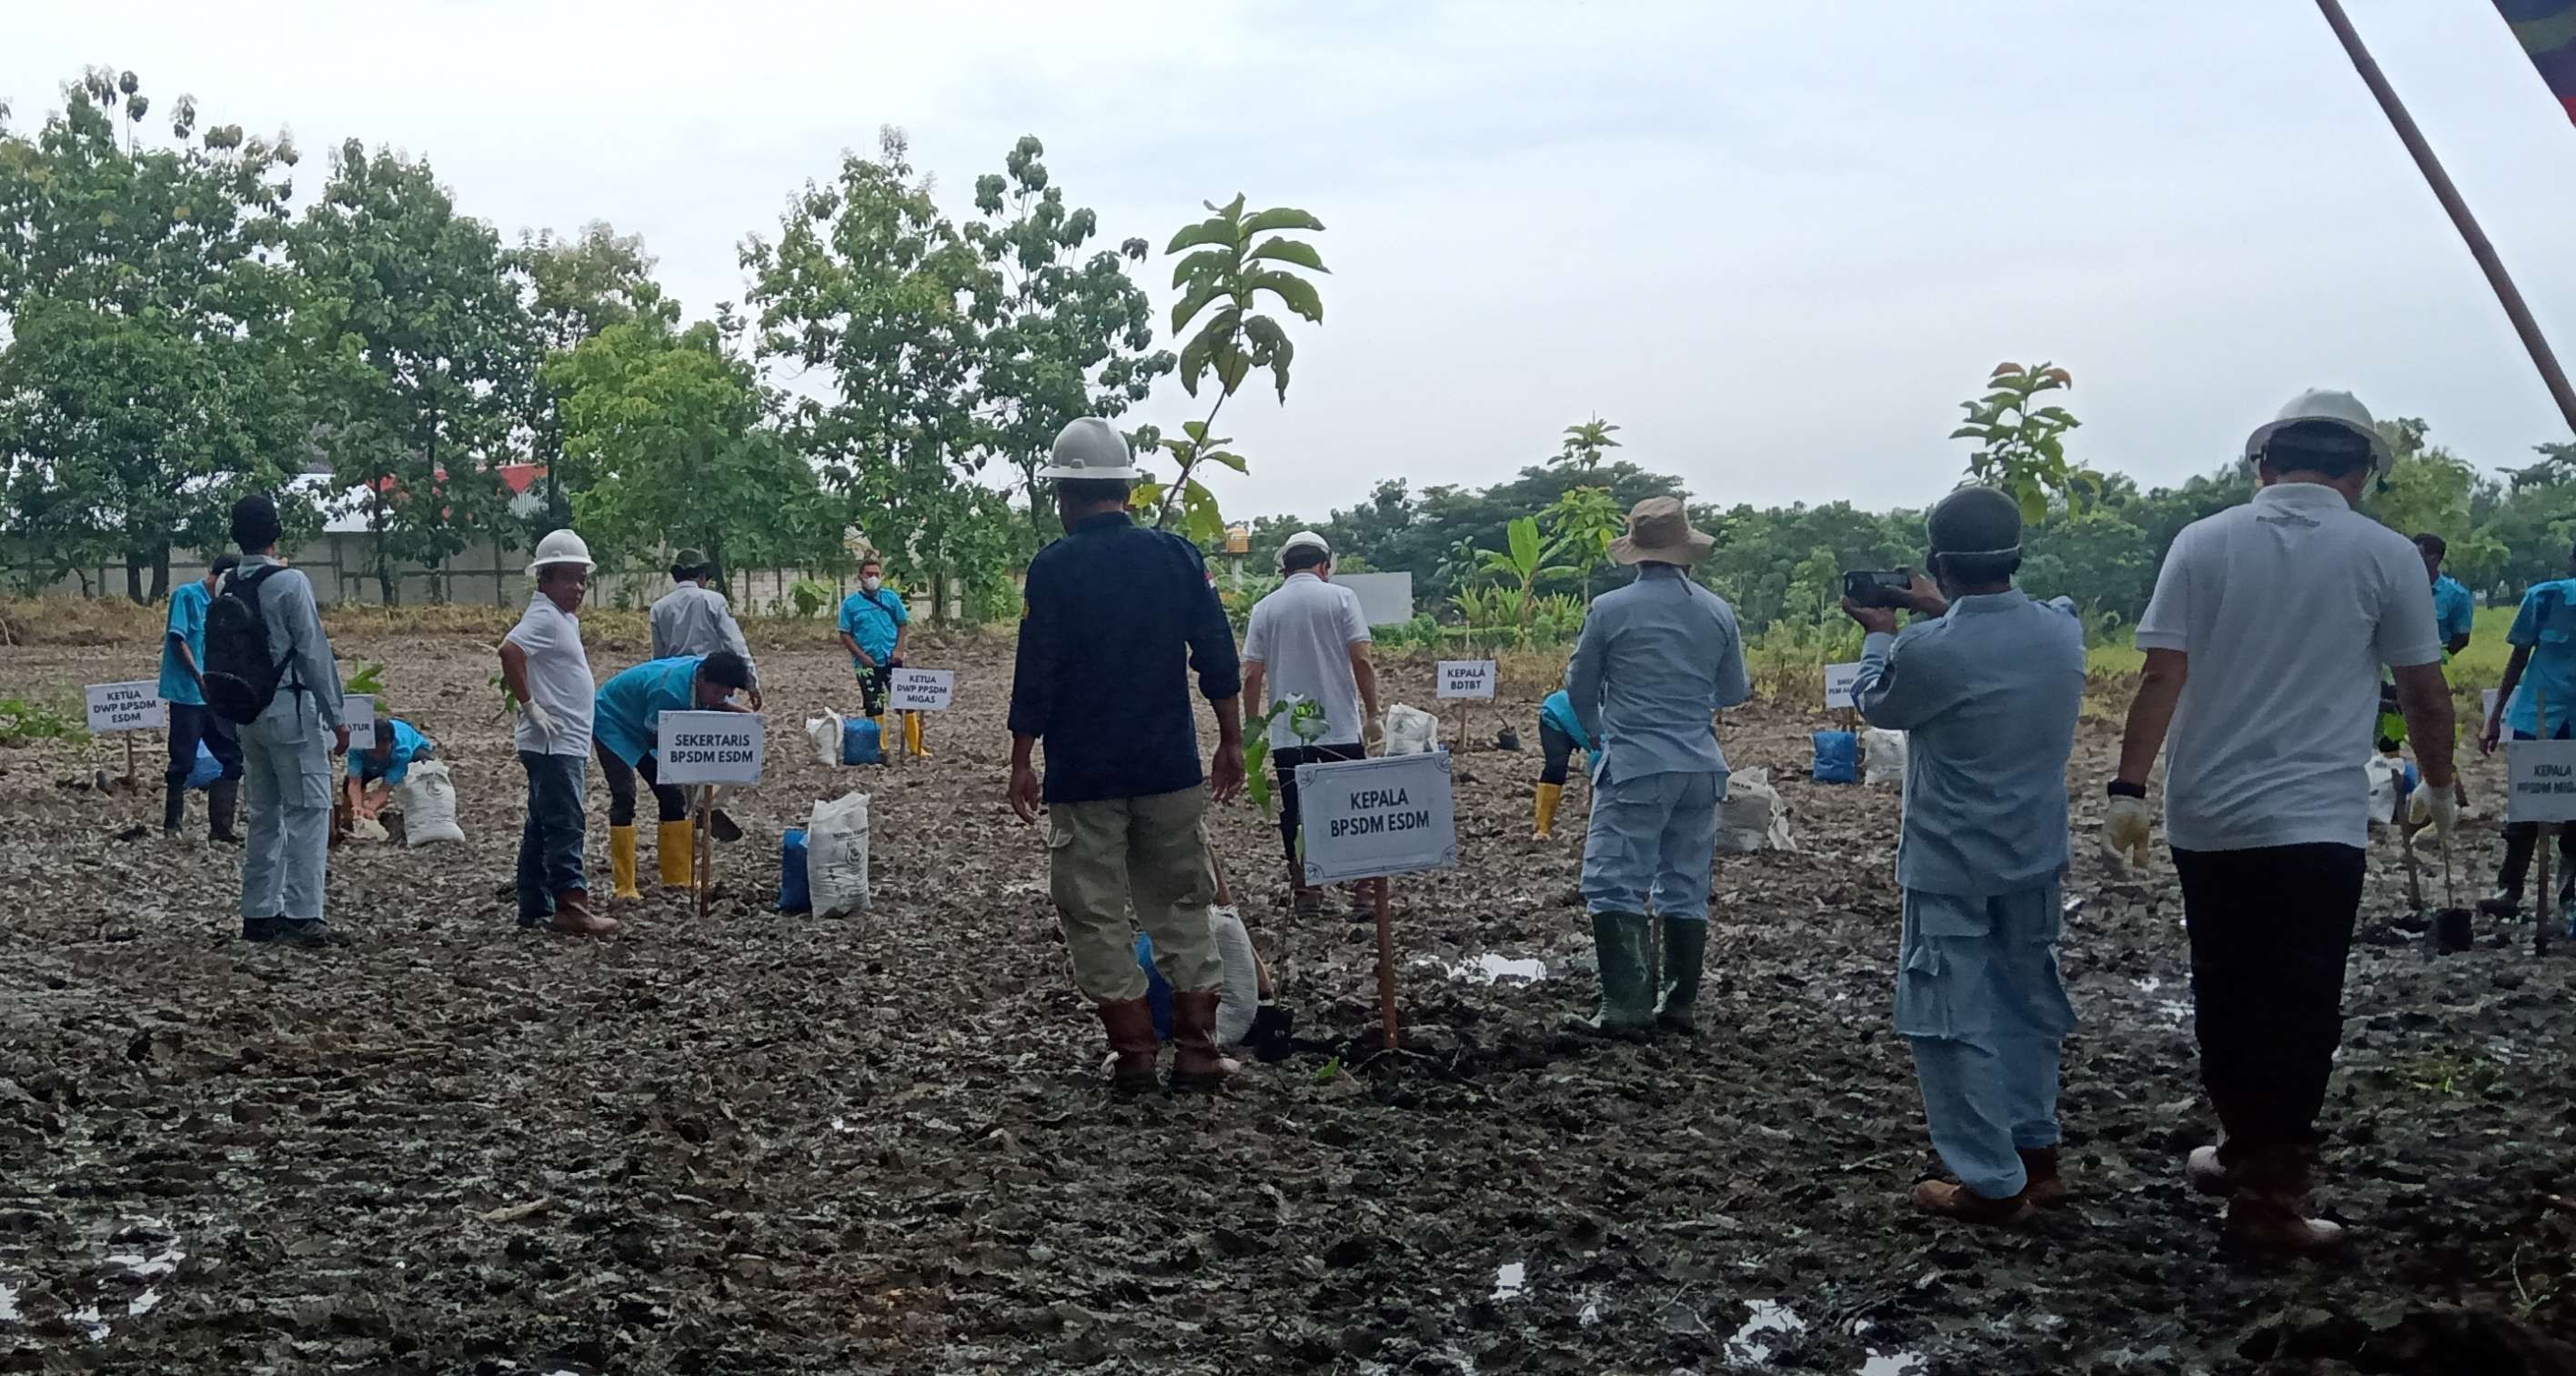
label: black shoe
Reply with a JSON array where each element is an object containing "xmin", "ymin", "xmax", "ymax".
[
  {"xmin": 276, "ymin": 919, "xmax": 349, "ymax": 949},
  {"xmin": 240, "ymin": 915, "xmax": 283, "ymax": 943},
  {"xmin": 2478, "ymin": 892, "xmax": 2524, "ymax": 919}
]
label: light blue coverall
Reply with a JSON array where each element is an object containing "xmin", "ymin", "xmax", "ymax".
[
  {"xmin": 1566, "ymin": 565, "xmax": 1751, "ymax": 922},
  {"xmin": 231, "ymin": 557, "xmax": 346, "ymax": 925},
  {"xmin": 1853, "ymin": 590, "xmax": 2085, "ymax": 1201}
]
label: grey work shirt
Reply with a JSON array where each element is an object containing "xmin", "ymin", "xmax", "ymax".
[
  {"xmin": 650, "ymin": 583, "xmax": 758, "ymax": 688},
  {"xmin": 1564, "ymin": 565, "xmax": 1751, "ymax": 787},
  {"xmin": 229, "ymin": 556, "xmax": 344, "ymax": 728},
  {"xmin": 1852, "ymin": 589, "xmax": 2085, "ymax": 897}
]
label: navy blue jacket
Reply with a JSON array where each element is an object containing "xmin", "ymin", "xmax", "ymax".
[{"xmin": 1010, "ymin": 513, "xmax": 1243, "ymax": 803}]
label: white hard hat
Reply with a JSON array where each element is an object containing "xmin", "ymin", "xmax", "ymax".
[
  {"xmin": 1036, "ymin": 417, "xmax": 1144, "ymax": 481},
  {"xmin": 1280, "ymin": 529, "xmax": 1332, "ymax": 567},
  {"xmin": 2243, "ymin": 388, "xmax": 2394, "ymax": 476},
  {"xmin": 526, "ymin": 528, "xmax": 595, "ymax": 577}
]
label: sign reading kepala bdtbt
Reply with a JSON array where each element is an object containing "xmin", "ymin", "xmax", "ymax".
[{"xmin": 1296, "ymin": 752, "xmax": 1459, "ymax": 886}]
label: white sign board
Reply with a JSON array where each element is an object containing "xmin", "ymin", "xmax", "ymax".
[
  {"xmin": 1333, "ymin": 572, "xmax": 1416, "ymax": 628},
  {"xmin": 85, "ymin": 681, "xmax": 165, "ymax": 734},
  {"xmin": 341, "ymin": 694, "xmax": 376, "ymax": 739},
  {"xmin": 2507, "ymin": 738, "xmax": 2576, "ymax": 824},
  {"xmin": 1824, "ymin": 662, "xmax": 1863, "ymax": 710},
  {"xmin": 1435, "ymin": 660, "xmax": 1497, "ymax": 700},
  {"xmin": 889, "ymin": 668, "xmax": 955, "ymax": 713},
  {"xmin": 1296, "ymin": 752, "xmax": 1460, "ymax": 886},
  {"xmin": 656, "ymin": 711, "xmax": 765, "ymax": 786}
]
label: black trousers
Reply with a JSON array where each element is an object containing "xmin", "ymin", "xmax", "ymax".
[
  {"xmin": 857, "ymin": 661, "xmax": 895, "ymax": 718},
  {"xmin": 1539, "ymin": 718, "xmax": 1578, "ymax": 787},
  {"xmin": 2172, "ymin": 843, "xmax": 2365, "ymax": 1160},
  {"xmin": 595, "ymin": 745, "xmax": 689, "ymax": 827},
  {"xmin": 1273, "ymin": 742, "xmax": 1365, "ymax": 871},
  {"xmin": 166, "ymin": 702, "xmax": 242, "ymax": 785}
]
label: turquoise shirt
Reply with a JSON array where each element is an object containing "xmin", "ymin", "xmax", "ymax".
[
  {"xmin": 837, "ymin": 587, "xmax": 909, "ymax": 663},
  {"xmin": 1539, "ymin": 690, "xmax": 1595, "ymax": 753},
  {"xmin": 2507, "ymin": 579, "xmax": 2576, "ymax": 737},
  {"xmin": 160, "ymin": 581, "xmax": 211, "ymax": 707},
  {"xmin": 2431, "ymin": 575, "xmax": 2475, "ymax": 646},
  {"xmin": 594, "ymin": 656, "xmax": 704, "ymax": 767},
  {"xmin": 348, "ymin": 718, "xmax": 431, "ymax": 786},
  {"xmin": 1564, "ymin": 566, "xmax": 1750, "ymax": 787},
  {"xmin": 1853, "ymin": 591, "xmax": 2086, "ymax": 897}
]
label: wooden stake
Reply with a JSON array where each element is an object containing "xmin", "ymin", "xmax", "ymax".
[
  {"xmin": 697, "ymin": 784, "xmax": 713, "ymax": 921},
  {"xmin": 2314, "ymin": 0, "xmax": 2576, "ymax": 436},
  {"xmin": 1373, "ymin": 876, "xmax": 1398, "ymax": 1051},
  {"xmin": 2540, "ymin": 689, "xmax": 2553, "ymax": 957}
]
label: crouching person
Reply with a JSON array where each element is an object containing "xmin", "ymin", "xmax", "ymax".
[
  {"xmin": 593, "ymin": 650, "xmax": 757, "ymax": 899},
  {"xmin": 1844, "ymin": 487, "xmax": 2085, "ymax": 1224},
  {"xmin": 501, "ymin": 531, "xmax": 609, "ymax": 935},
  {"xmin": 342, "ymin": 718, "xmax": 435, "ymax": 833}
]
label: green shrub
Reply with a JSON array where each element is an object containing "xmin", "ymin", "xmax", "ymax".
[
  {"xmin": 0, "ymin": 697, "xmax": 88, "ymax": 746},
  {"xmin": 790, "ymin": 578, "xmax": 832, "ymax": 620}
]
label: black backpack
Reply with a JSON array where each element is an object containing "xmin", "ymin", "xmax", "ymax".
[{"xmin": 204, "ymin": 565, "xmax": 294, "ymax": 725}]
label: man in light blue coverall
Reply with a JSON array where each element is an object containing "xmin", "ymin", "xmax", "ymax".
[
  {"xmin": 1564, "ymin": 497, "xmax": 1749, "ymax": 1039},
  {"xmin": 1845, "ymin": 487, "xmax": 2085, "ymax": 1226}
]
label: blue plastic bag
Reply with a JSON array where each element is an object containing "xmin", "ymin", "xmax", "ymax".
[
  {"xmin": 1811, "ymin": 730, "xmax": 1858, "ymax": 785},
  {"xmin": 778, "ymin": 829, "xmax": 811, "ymax": 912},
  {"xmin": 841, "ymin": 717, "xmax": 883, "ymax": 766},
  {"xmin": 1135, "ymin": 932, "xmax": 1175, "ymax": 1042},
  {"xmin": 185, "ymin": 741, "xmax": 221, "ymax": 790}
]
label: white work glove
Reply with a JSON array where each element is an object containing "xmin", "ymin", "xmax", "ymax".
[
  {"xmin": 2410, "ymin": 786, "xmax": 2459, "ymax": 842},
  {"xmin": 518, "ymin": 698, "xmax": 558, "ymax": 741},
  {"xmin": 2103, "ymin": 794, "xmax": 2154, "ymax": 869}
]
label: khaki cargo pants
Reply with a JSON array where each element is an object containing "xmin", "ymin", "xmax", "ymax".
[{"xmin": 1051, "ymin": 787, "xmax": 1224, "ymax": 1003}]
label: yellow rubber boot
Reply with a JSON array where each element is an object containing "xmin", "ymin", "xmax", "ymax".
[
  {"xmin": 907, "ymin": 711, "xmax": 931, "ymax": 759},
  {"xmin": 609, "ymin": 825, "xmax": 642, "ymax": 899},
  {"xmin": 1534, "ymin": 782, "xmax": 1564, "ymax": 840},
  {"xmin": 657, "ymin": 820, "xmax": 696, "ymax": 889}
]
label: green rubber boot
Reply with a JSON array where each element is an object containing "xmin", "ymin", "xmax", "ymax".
[
  {"xmin": 1565, "ymin": 911, "xmax": 1654, "ymax": 1039},
  {"xmin": 1655, "ymin": 917, "xmax": 1707, "ymax": 1037}
]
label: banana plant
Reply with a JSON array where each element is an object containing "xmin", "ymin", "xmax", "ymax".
[
  {"xmin": 1243, "ymin": 693, "xmax": 1328, "ymax": 815},
  {"xmin": 1476, "ymin": 515, "xmax": 1583, "ymax": 644}
]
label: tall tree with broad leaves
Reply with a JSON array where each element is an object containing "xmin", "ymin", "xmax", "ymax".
[
  {"xmin": 291, "ymin": 142, "xmax": 534, "ymax": 603},
  {"xmin": 510, "ymin": 221, "xmax": 672, "ymax": 531},
  {"xmin": 0, "ymin": 67, "xmax": 308, "ymax": 601},
  {"xmin": 965, "ymin": 136, "xmax": 1173, "ymax": 536},
  {"xmin": 740, "ymin": 127, "xmax": 987, "ymax": 622},
  {"xmin": 1141, "ymin": 195, "xmax": 1326, "ymax": 543}
]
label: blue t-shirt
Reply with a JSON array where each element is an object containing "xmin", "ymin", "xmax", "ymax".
[
  {"xmin": 1539, "ymin": 690, "xmax": 1595, "ymax": 753},
  {"xmin": 2431, "ymin": 576, "xmax": 2476, "ymax": 647},
  {"xmin": 2507, "ymin": 579, "xmax": 2576, "ymax": 737},
  {"xmin": 160, "ymin": 582, "xmax": 212, "ymax": 707},
  {"xmin": 349, "ymin": 718, "xmax": 430, "ymax": 785},
  {"xmin": 837, "ymin": 588, "xmax": 910, "ymax": 663},
  {"xmin": 595, "ymin": 656, "xmax": 705, "ymax": 767}
]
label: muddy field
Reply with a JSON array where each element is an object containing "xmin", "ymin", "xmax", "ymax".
[{"xmin": 5, "ymin": 625, "xmax": 2576, "ymax": 1375}]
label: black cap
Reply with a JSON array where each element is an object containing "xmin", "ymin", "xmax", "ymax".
[{"xmin": 1926, "ymin": 486, "xmax": 2022, "ymax": 557}]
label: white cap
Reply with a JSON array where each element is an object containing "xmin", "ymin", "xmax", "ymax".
[
  {"xmin": 1280, "ymin": 529, "xmax": 1332, "ymax": 568},
  {"xmin": 525, "ymin": 528, "xmax": 594, "ymax": 577},
  {"xmin": 1036, "ymin": 417, "xmax": 1143, "ymax": 481},
  {"xmin": 2243, "ymin": 388, "xmax": 2393, "ymax": 476}
]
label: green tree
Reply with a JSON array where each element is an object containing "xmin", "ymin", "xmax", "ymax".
[
  {"xmin": 511, "ymin": 221, "xmax": 672, "ymax": 529},
  {"xmin": 964, "ymin": 136, "xmax": 1174, "ymax": 536},
  {"xmin": 292, "ymin": 142, "xmax": 534, "ymax": 603},
  {"xmin": 1544, "ymin": 483, "xmax": 1623, "ymax": 603},
  {"xmin": 1953, "ymin": 361, "xmax": 2095, "ymax": 523},
  {"xmin": 1475, "ymin": 515, "xmax": 1583, "ymax": 643},
  {"xmin": 1555, "ymin": 415, "xmax": 1622, "ymax": 471},
  {"xmin": 1142, "ymin": 195, "xmax": 1327, "ymax": 540}
]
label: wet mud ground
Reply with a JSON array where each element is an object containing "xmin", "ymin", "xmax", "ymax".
[{"xmin": 5, "ymin": 628, "xmax": 2576, "ymax": 1374}]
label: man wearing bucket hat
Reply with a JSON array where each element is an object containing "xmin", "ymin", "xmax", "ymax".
[
  {"xmin": 1562, "ymin": 496, "xmax": 1749, "ymax": 1039},
  {"xmin": 1241, "ymin": 528, "xmax": 1380, "ymax": 916},
  {"xmin": 1008, "ymin": 417, "xmax": 1244, "ymax": 1094},
  {"xmin": 651, "ymin": 549, "xmax": 761, "ymax": 711},
  {"xmin": 1843, "ymin": 487, "xmax": 2086, "ymax": 1226},
  {"xmin": 2107, "ymin": 389, "xmax": 2457, "ymax": 1254},
  {"xmin": 499, "ymin": 529, "xmax": 614, "ymax": 935}
]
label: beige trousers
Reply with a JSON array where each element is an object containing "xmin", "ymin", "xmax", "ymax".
[{"xmin": 1051, "ymin": 787, "xmax": 1223, "ymax": 1002}]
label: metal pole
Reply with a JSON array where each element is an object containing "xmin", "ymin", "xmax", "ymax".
[{"xmin": 2314, "ymin": 0, "xmax": 2576, "ymax": 435}]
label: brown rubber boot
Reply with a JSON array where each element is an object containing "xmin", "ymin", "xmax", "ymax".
[
  {"xmin": 1910, "ymin": 1179, "xmax": 2037, "ymax": 1226},
  {"xmin": 2222, "ymin": 1144, "xmax": 2346, "ymax": 1255},
  {"xmin": 1098, "ymin": 998, "xmax": 1162, "ymax": 1095},
  {"xmin": 2018, "ymin": 1146, "xmax": 2070, "ymax": 1209},
  {"xmin": 549, "ymin": 889, "xmax": 620, "ymax": 938},
  {"xmin": 1169, "ymin": 989, "xmax": 1230, "ymax": 1093}
]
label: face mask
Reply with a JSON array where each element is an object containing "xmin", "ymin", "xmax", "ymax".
[{"xmin": 861, "ymin": 576, "xmax": 882, "ymax": 593}]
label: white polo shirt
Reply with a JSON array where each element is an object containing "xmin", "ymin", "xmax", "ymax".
[
  {"xmin": 1241, "ymin": 571, "xmax": 1371, "ymax": 749},
  {"xmin": 2135, "ymin": 481, "xmax": 2441, "ymax": 852}
]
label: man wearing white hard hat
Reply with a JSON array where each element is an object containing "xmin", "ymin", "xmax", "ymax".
[
  {"xmin": 1008, "ymin": 417, "xmax": 1245, "ymax": 1094},
  {"xmin": 2107, "ymin": 389, "xmax": 2456, "ymax": 1254},
  {"xmin": 1242, "ymin": 529, "xmax": 1379, "ymax": 915},
  {"xmin": 498, "ymin": 529, "xmax": 615, "ymax": 936}
]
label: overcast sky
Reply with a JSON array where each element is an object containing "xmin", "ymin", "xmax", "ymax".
[{"xmin": 8, "ymin": 1, "xmax": 2575, "ymax": 522}]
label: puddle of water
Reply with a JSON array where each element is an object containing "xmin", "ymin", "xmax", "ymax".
[
  {"xmin": 1726, "ymin": 1300, "xmax": 1806, "ymax": 1364},
  {"xmin": 0, "ymin": 1282, "xmax": 17, "ymax": 1323},
  {"xmin": 1434, "ymin": 955, "xmax": 1546, "ymax": 984},
  {"xmin": 127, "ymin": 1289, "xmax": 163, "ymax": 1318},
  {"xmin": 1858, "ymin": 1352, "xmax": 1927, "ymax": 1376},
  {"xmin": 1490, "ymin": 1261, "xmax": 1526, "ymax": 1301},
  {"xmin": 73, "ymin": 1304, "xmax": 107, "ymax": 1342},
  {"xmin": 2131, "ymin": 976, "xmax": 2161, "ymax": 993}
]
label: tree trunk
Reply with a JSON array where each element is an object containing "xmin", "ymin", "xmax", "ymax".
[
  {"xmin": 150, "ymin": 548, "xmax": 170, "ymax": 604},
  {"xmin": 125, "ymin": 551, "xmax": 146, "ymax": 606},
  {"xmin": 492, "ymin": 535, "xmax": 508, "ymax": 608}
]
